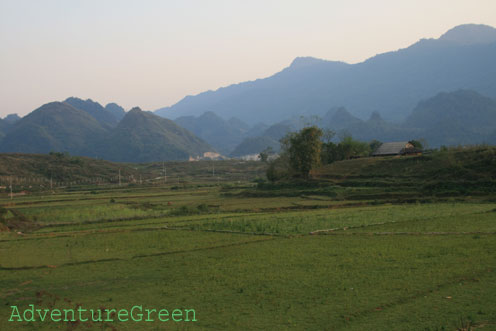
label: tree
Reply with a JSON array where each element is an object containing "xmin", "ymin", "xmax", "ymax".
[
  {"xmin": 369, "ymin": 140, "xmax": 382, "ymax": 155},
  {"xmin": 336, "ymin": 136, "xmax": 370, "ymax": 160},
  {"xmin": 259, "ymin": 146, "xmax": 274, "ymax": 163},
  {"xmin": 321, "ymin": 128, "xmax": 336, "ymax": 144},
  {"xmin": 266, "ymin": 153, "xmax": 290, "ymax": 182},
  {"xmin": 408, "ymin": 139, "xmax": 424, "ymax": 150},
  {"xmin": 321, "ymin": 141, "xmax": 339, "ymax": 164},
  {"xmin": 287, "ymin": 126, "xmax": 323, "ymax": 178}
]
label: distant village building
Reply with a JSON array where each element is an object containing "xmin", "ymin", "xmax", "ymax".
[
  {"xmin": 238, "ymin": 154, "xmax": 261, "ymax": 161},
  {"xmin": 372, "ymin": 141, "xmax": 419, "ymax": 157},
  {"xmin": 189, "ymin": 152, "xmax": 227, "ymax": 161},
  {"xmin": 236, "ymin": 153, "xmax": 279, "ymax": 161}
]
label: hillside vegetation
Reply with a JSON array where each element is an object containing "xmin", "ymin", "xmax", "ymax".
[
  {"xmin": 317, "ymin": 146, "xmax": 495, "ymax": 180},
  {"xmin": 253, "ymin": 146, "xmax": 496, "ymax": 202},
  {"xmin": 0, "ymin": 153, "xmax": 138, "ymax": 182},
  {"xmin": 97, "ymin": 108, "xmax": 212, "ymax": 162},
  {"xmin": 0, "ymin": 153, "xmax": 266, "ymax": 193},
  {"xmin": 317, "ymin": 146, "xmax": 496, "ymax": 196},
  {"xmin": 0, "ymin": 101, "xmax": 214, "ymax": 162},
  {"xmin": 0, "ymin": 102, "xmax": 107, "ymax": 156}
]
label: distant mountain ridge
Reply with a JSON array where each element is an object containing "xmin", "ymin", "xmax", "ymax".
[
  {"xmin": 1, "ymin": 89, "xmax": 495, "ymax": 161},
  {"xmin": 321, "ymin": 90, "xmax": 496, "ymax": 147},
  {"xmin": 2, "ymin": 24, "xmax": 496, "ymax": 160},
  {"xmin": 98, "ymin": 107, "xmax": 212, "ymax": 162},
  {"xmin": 0, "ymin": 102, "xmax": 107, "ymax": 155},
  {"xmin": 439, "ymin": 24, "xmax": 496, "ymax": 45},
  {"xmin": 0, "ymin": 119, "xmax": 11, "ymax": 140},
  {"xmin": 155, "ymin": 24, "xmax": 496, "ymax": 124},
  {"xmin": 0, "ymin": 114, "xmax": 21, "ymax": 139},
  {"xmin": 0, "ymin": 100, "xmax": 213, "ymax": 162},
  {"xmin": 230, "ymin": 89, "xmax": 496, "ymax": 154},
  {"xmin": 64, "ymin": 97, "xmax": 122, "ymax": 128},
  {"xmin": 174, "ymin": 112, "xmax": 249, "ymax": 154},
  {"xmin": 3, "ymin": 114, "xmax": 21, "ymax": 125}
]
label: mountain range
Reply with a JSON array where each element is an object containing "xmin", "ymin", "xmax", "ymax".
[
  {"xmin": 155, "ymin": 24, "xmax": 496, "ymax": 124},
  {"xmin": 322, "ymin": 89, "xmax": 496, "ymax": 147},
  {"xmin": 1, "ymin": 89, "xmax": 496, "ymax": 161},
  {"xmin": 2, "ymin": 24, "xmax": 496, "ymax": 161},
  {"xmin": 230, "ymin": 89, "xmax": 496, "ymax": 154},
  {"xmin": 96, "ymin": 107, "xmax": 211, "ymax": 163},
  {"xmin": 0, "ymin": 99, "xmax": 213, "ymax": 162},
  {"xmin": 64, "ymin": 97, "xmax": 125, "ymax": 128},
  {"xmin": 174, "ymin": 112, "xmax": 249, "ymax": 155}
]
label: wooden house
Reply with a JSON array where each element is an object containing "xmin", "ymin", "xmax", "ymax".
[{"xmin": 372, "ymin": 141, "xmax": 419, "ymax": 156}]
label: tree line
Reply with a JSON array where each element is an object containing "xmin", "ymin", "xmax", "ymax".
[{"xmin": 262, "ymin": 126, "xmax": 422, "ymax": 181}]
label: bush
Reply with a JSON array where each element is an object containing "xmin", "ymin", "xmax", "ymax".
[
  {"xmin": 266, "ymin": 157, "xmax": 291, "ymax": 182},
  {"xmin": 196, "ymin": 204, "xmax": 210, "ymax": 212},
  {"xmin": 169, "ymin": 204, "xmax": 216, "ymax": 216}
]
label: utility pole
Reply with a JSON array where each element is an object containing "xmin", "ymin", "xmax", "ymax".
[
  {"xmin": 118, "ymin": 169, "xmax": 121, "ymax": 186},
  {"xmin": 9, "ymin": 176, "xmax": 13, "ymax": 200},
  {"xmin": 140, "ymin": 174, "xmax": 142, "ymax": 185},
  {"xmin": 163, "ymin": 162, "xmax": 167, "ymax": 184},
  {"xmin": 50, "ymin": 175, "xmax": 53, "ymax": 191}
]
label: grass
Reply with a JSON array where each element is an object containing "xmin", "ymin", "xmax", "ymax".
[
  {"xmin": 184, "ymin": 203, "xmax": 496, "ymax": 235},
  {"xmin": 0, "ymin": 230, "xmax": 270, "ymax": 269},
  {"xmin": 1, "ymin": 149, "xmax": 495, "ymax": 330},
  {"xmin": 1, "ymin": 234, "xmax": 494, "ymax": 330}
]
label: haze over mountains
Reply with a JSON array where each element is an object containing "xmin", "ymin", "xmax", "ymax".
[
  {"xmin": 64, "ymin": 97, "xmax": 125, "ymax": 128},
  {"xmin": 231, "ymin": 89, "xmax": 496, "ymax": 154},
  {"xmin": 174, "ymin": 112, "xmax": 249, "ymax": 155},
  {"xmin": 1, "ymin": 24, "xmax": 496, "ymax": 161},
  {"xmin": 96, "ymin": 107, "xmax": 211, "ymax": 163},
  {"xmin": 156, "ymin": 24, "xmax": 496, "ymax": 124},
  {"xmin": 0, "ymin": 99, "xmax": 214, "ymax": 162}
]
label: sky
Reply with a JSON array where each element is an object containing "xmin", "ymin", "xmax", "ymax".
[{"xmin": 1, "ymin": 0, "xmax": 496, "ymax": 117}]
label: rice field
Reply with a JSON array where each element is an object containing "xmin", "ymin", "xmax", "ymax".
[{"xmin": 1, "ymin": 180, "xmax": 495, "ymax": 330}]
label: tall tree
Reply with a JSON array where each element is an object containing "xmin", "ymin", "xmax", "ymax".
[{"xmin": 288, "ymin": 126, "xmax": 323, "ymax": 178}]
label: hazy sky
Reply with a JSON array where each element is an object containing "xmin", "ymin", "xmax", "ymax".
[{"xmin": 1, "ymin": 0, "xmax": 496, "ymax": 117}]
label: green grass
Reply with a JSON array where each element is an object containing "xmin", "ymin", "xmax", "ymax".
[
  {"xmin": 0, "ymin": 230, "xmax": 271, "ymax": 269},
  {"xmin": 1, "ymin": 234, "xmax": 494, "ymax": 330},
  {"xmin": 1, "ymin": 150, "xmax": 496, "ymax": 330},
  {"xmin": 16, "ymin": 203, "xmax": 168, "ymax": 224},
  {"xmin": 184, "ymin": 203, "xmax": 496, "ymax": 235}
]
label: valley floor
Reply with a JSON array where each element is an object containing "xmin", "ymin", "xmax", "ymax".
[{"xmin": 0, "ymin": 174, "xmax": 495, "ymax": 330}]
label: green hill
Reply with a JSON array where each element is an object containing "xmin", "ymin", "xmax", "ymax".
[
  {"xmin": 0, "ymin": 102, "xmax": 107, "ymax": 156},
  {"xmin": 312, "ymin": 146, "xmax": 496, "ymax": 198},
  {"xmin": 0, "ymin": 102, "xmax": 214, "ymax": 163},
  {"xmin": 0, "ymin": 154, "xmax": 266, "ymax": 191},
  {"xmin": 98, "ymin": 108, "xmax": 213, "ymax": 162},
  {"xmin": 0, "ymin": 153, "xmax": 137, "ymax": 182},
  {"xmin": 64, "ymin": 97, "xmax": 122, "ymax": 128}
]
